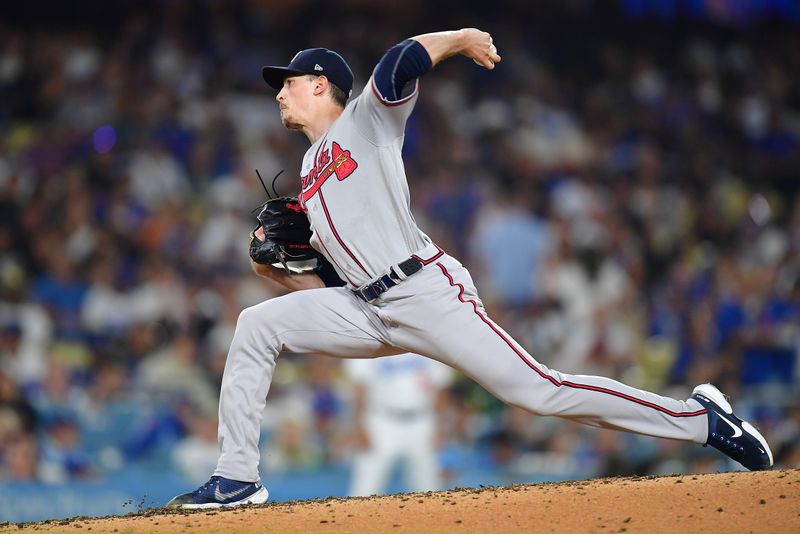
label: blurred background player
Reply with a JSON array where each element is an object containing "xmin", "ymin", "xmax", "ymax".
[{"xmin": 345, "ymin": 353, "xmax": 453, "ymax": 496}]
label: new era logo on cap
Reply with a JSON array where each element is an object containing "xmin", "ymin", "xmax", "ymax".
[{"xmin": 262, "ymin": 48, "xmax": 354, "ymax": 97}]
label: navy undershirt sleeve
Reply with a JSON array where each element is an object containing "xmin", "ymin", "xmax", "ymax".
[
  {"xmin": 373, "ymin": 39, "xmax": 433, "ymax": 102},
  {"xmin": 314, "ymin": 256, "xmax": 347, "ymax": 288}
]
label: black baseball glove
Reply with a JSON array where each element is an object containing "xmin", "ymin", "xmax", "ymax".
[{"xmin": 248, "ymin": 196, "xmax": 319, "ymax": 272}]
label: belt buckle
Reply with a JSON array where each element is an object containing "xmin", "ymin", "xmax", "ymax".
[
  {"xmin": 374, "ymin": 277, "xmax": 391, "ymax": 293},
  {"xmin": 357, "ymin": 276, "xmax": 390, "ymax": 302}
]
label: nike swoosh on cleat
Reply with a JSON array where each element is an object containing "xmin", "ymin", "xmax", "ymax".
[
  {"xmin": 716, "ymin": 412, "xmax": 743, "ymax": 438},
  {"xmin": 214, "ymin": 484, "xmax": 251, "ymax": 502}
]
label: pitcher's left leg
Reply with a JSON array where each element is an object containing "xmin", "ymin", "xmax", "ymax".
[{"xmin": 388, "ymin": 258, "xmax": 707, "ymax": 443}]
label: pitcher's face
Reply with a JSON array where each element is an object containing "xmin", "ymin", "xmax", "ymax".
[{"xmin": 275, "ymin": 75, "xmax": 315, "ymax": 130}]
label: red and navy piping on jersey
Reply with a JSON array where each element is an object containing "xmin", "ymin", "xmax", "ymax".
[
  {"xmin": 435, "ymin": 262, "xmax": 708, "ymax": 419},
  {"xmin": 318, "ymin": 190, "xmax": 370, "ymax": 277},
  {"xmin": 371, "ymin": 38, "xmax": 432, "ymax": 106},
  {"xmin": 317, "ymin": 236, "xmax": 357, "ymax": 287}
]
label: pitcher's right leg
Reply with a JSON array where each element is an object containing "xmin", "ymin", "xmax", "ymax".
[{"xmin": 214, "ymin": 287, "xmax": 392, "ymax": 482}]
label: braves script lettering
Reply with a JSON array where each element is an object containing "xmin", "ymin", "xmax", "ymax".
[{"xmin": 300, "ymin": 141, "xmax": 358, "ymax": 203}]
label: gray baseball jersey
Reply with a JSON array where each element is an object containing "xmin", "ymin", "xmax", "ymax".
[
  {"xmin": 299, "ymin": 76, "xmax": 432, "ymax": 288},
  {"xmin": 213, "ymin": 71, "xmax": 708, "ymax": 484}
]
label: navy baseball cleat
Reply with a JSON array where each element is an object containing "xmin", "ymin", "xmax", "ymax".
[
  {"xmin": 691, "ymin": 383, "xmax": 773, "ymax": 471},
  {"xmin": 166, "ymin": 476, "xmax": 269, "ymax": 509}
]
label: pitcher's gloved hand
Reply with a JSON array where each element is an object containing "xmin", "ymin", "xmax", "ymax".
[{"xmin": 248, "ymin": 197, "xmax": 318, "ymax": 272}]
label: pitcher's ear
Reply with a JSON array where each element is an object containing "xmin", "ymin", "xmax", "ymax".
[{"xmin": 314, "ymin": 75, "xmax": 329, "ymax": 95}]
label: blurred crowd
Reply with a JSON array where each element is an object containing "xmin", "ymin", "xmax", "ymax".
[{"xmin": 1, "ymin": 0, "xmax": 799, "ymax": 489}]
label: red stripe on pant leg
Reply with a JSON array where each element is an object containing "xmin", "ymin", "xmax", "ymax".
[
  {"xmin": 435, "ymin": 262, "xmax": 707, "ymax": 419},
  {"xmin": 434, "ymin": 262, "xmax": 559, "ymax": 386}
]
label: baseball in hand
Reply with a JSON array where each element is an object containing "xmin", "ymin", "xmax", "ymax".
[{"xmin": 473, "ymin": 42, "xmax": 499, "ymax": 68}]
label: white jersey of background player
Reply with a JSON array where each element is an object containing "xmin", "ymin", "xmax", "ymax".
[
  {"xmin": 345, "ymin": 353, "xmax": 453, "ymax": 496},
  {"xmin": 168, "ymin": 28, "xmax": 772, "ymax": 509}
]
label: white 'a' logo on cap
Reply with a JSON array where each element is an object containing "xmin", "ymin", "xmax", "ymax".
[{"xmin": 314, "ymin": 64, "xmax": 323, "ymax": 71}]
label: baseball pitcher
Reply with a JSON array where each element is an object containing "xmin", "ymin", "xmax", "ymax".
[{"xmin": 168, "ymin": 28, "xmax": 772, "ymax": 508}]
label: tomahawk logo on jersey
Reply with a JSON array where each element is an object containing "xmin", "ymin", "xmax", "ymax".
[{"xmin": 300, "ymin": 141, "xmax": 359, "ymax": 203}]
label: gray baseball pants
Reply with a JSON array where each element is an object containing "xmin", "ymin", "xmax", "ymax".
[{"xmin": 214, "ymin": 253, "xmax": 707, "ymax": 482}]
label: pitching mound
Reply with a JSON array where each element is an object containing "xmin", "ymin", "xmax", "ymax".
[{"xmin": 4, "ymin": 470, "xmax": 798, "ymax": 533}]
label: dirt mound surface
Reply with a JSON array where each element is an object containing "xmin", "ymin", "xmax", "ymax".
[{"xmin": 4, "ymin": 470, "xmax": 798, "ymax": 533}]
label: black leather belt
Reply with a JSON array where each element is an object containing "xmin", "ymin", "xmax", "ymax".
[{"xmin": 354, "ymin": 257, "xmax": 423, "ymax": 302}]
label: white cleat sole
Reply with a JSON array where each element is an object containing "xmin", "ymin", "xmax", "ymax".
[{"xmin": 177, "ymin": 487, "xmax": 270, "ymax": 510}]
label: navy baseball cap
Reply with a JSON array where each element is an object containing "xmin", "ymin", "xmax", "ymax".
[{"xmin": 262, "ymin": 48, "xmax": 354, "ymax": 97}]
